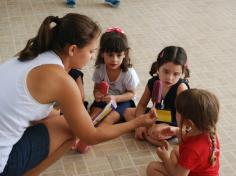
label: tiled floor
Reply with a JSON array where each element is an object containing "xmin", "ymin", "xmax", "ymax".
[{"xmin": 0, "ymin": 0, "xmax": 236, "ymax": 175}]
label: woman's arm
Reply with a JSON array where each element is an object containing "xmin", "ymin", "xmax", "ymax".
[{"xmin": 28, "ymin": 65, "xmax": 156, "ymax": 145}]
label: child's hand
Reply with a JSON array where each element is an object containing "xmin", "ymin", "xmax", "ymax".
[
  {"xmin": 159, "ymin": 126, "xmax": 179, "ymax": 139},
  {"xmin": 135, "ymin": 127, "xmax": 147, "ymax": 140},
  {"xmin": 102, "ymin": 95, "xmax": 116, "ymax": 103},
  {"xmin": 158, "ymin": 126, "xmax": 179, "ymax": 140},
  {"xmin": 148, "ymin": 124, "xmax": 178, "ymax": 140},
  {"xmin": 94, "ymin": 91, "xmax": 104, "ymax": 102},
  {"xmin": 156, "ymin": 140, "xmax": 170, "ymax": 161}
]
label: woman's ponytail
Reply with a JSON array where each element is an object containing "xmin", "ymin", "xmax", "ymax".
[
  {"xmin": 17, "ymin": 13, "xmax": 101, "ymax": 61},
  {"xmin": 18, "ymin": 16, "xmax": 57, "ymax": 61}
]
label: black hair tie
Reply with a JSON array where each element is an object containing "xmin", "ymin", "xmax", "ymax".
[{"xmin": 53, "ymin": 16, "xmax": 61, "ymax": 26}]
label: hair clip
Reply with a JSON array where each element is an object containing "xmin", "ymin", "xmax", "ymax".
[
  {"xmin": 160, "ymin": 51, "xmax": 164, "ymax": 58},
  {"xmin": 105, "ymin": 27, "xmax": 125, "ymax": 34},
  {"xmin": 53, "ymin": 16, "xmax": 61, "ymax": 25}
]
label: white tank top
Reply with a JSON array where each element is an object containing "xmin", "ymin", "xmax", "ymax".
[{"xmin": 0, "ymin": 51, "xmax": 64, "ymax": 172}]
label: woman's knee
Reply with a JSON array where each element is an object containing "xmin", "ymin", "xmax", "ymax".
[{"xmin": 43, "ymin": 116, "xmax": 76, "ymax": 153}]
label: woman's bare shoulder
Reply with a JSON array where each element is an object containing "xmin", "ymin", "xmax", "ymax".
[{"xmin": 27, "ymin": 64, "xmax": 75, "ymax": 104}]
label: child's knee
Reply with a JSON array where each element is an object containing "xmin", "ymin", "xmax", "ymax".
[
  {"xmin": 100, "ymin": 111, "xmax": 120, "ymax": 125},
  {"xmin": 147, "ymin": 161, "xmax": 165, "ymax": 176},
  {"xmin": 146, "ymin": 161, "xmax": 159, "ymax": 175},
  {"xmin": 124, "ymin": 108, "xmax": 135, "ymax": 121},
  {"xmin": 110, "ymin": 111, "xmax": 120, "ymax": 120}
]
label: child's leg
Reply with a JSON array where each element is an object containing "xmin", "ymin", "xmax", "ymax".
[
  {"xmin": 98, "ymin": 111, "xmax": 120, "ymax": 126},
  {"xmin": 90, "ymin": 106, "xmax": 103, "ymax": 120},
  {"xmin": 90, "ymin": 101, "xmax": 107, "ymax": 120},
  {"xmin": 124, "ymin": 107, "xmax": 136, "ymax": 121},
  {"xmin": 146, "ymin": 161, "xmax": 169, "ymax": 176},
  {"xmin": 98, "ymin": 100, "xmax": 133, "ymax": 126}
]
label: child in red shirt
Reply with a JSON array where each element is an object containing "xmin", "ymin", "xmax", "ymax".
[{"xmin": 147, "ymin": 89, "xmax": 220, "ymax": 176}]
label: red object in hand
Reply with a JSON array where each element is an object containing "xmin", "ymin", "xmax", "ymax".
[
  {"xmin": 152, "ymin": 80, "xmax": 163, "ymax": 104},
  {"xmin": 98, "ymin": 81, "xmax": 109, "ymax": 95}
]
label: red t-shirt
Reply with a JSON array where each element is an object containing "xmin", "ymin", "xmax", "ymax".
[{"xmin": 178, "ymin": 133, "xmax": 220, "ymax": 176}]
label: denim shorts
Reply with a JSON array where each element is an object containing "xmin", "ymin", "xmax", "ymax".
[
  {"xmin": 0, "ymin": 123, "xmax": 49, "ymax": 176},
  {"xmin": 91, "ymin": 100, "xmax": 136, "ymax": 119}
]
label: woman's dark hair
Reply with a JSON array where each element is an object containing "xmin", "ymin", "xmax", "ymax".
[
  {"xmin": 149, "ymin": 46, "xmax": 190, "ymax": 78},
  {"xmin": 17, "ymin": 13, "xmax": 101, "ymax": 61},
  {"xmin": 95, "ymin": 30, "xmax": 132, "ymax": 72},
  {"xmin": 176, "ymin": 88, "xmax": 220, "ymax": 166}
]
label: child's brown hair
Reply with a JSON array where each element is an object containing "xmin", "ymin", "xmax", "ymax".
[
  {"xmin": 176, "ymin": 88, "xmax": 219, "ymax": 166},
  {"xmin": 95, "ymin": 28, "xmax": 132, "ymax": 72},
  {"xmin": 149, "ymin": 46, "xmax": 190, "ymax": 78}
]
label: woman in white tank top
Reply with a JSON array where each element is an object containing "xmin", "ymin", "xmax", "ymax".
[{"xmin": 0, "ymin": 13, "xmax": 156, "ymax": 175}]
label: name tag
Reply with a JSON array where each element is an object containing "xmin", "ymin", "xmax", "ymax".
[{"xmin": 155, "ymin": 109, "xmax": 172, "ymax": 123}]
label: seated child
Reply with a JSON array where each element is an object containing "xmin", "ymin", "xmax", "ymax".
[
  {"xmin": 69, "ymin": 68, "xmax": 88, "ymax": 109},
  {"xmin": 147, "ymin": 89, "xmax": 220, "ymax": 176},
  {"xmin": 124, "ymin": 46, "xmax": 190, "ymax": 146},
  {"xmin": 90, "ymin": 27, "xmax": 139, "ymax": 126}
]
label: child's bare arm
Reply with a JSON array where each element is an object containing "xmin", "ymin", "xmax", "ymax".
[
  {"xmin": 135, "ymin": 86, "xmax": 151, "ymax": 116},
  {"xmin": 134, "ymin": 86, "xmax": 151, "ymax": 139},
  {"xmin": 157, "ymin": 145, "xmax": 189, "ymax": 176}
]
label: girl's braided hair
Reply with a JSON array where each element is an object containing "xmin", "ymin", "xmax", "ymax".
[{"xmin": 176, "ymin": 88, "xmax": 219, "ymax": 166}]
